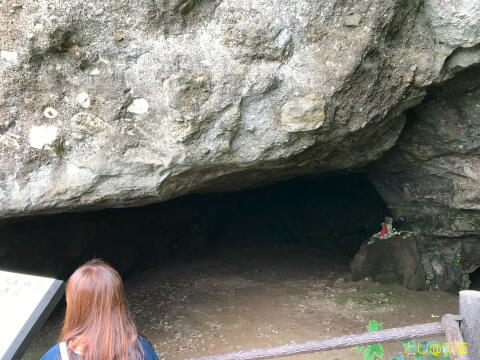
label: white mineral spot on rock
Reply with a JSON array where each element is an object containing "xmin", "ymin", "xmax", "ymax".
[
  {"xmin": 0, "ymin": 50, "xmax": 19, "ymax": 66},
  {"xmin": 43, "ymin": 107, "xmax": 59, "ymax": 119},
  {"xmin": 127, "ymin": 98, "xmax": 149, "ymax": 114},
  {"xmin": 280, "ymin": 94, "xmax": 326, "ymax": 132},
  {"xmin": 89, "ymin": 68, "xmax": 100, "ymax": 76},
  {"xmin": 76, "ymin": 92, "xmax": 91, "ymax": 109},
  {"xmin": 29, "ymin": 125, "xmax": 59, "ymax": 150}
]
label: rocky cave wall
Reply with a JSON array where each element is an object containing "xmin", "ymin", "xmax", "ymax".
[
  {"xmin": 369, "ymin": 63, "xmax": 480, "ymax": 291},
  {"xmin": 1, "ymin": 0, "xmax": 480, "ymax": 290}
]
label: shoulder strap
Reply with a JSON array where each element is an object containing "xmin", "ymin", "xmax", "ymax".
[{"xmin": 59, "ymin": 342, "xmax": 70, "ymax": 360}]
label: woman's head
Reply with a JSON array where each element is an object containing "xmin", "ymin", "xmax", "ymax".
[{"xmin": 61, "ymin": 259, "xmax": 142, "ymax": 360}]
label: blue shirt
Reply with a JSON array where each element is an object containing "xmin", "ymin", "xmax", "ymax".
[{"xmin": 39, "ymin": 336, "xmax": 159, "ymax": 360}]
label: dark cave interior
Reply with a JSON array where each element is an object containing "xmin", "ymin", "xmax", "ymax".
[
  {"xmin": 469, "ymin": 267, "xmax": 480, "ymax": 290},
  {"xmin": 0, "ymin": 172, "xmax": 390, "ymax": 280}
]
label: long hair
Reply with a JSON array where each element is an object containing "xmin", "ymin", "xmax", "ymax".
[{"xmin": 60, "ymin": 259, "xmax": 143, "ymax": 360}]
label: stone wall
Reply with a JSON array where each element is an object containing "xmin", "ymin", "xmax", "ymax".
[{"xmin": 369, "ymin": 64, "xmax": 480, "ymax": 291}]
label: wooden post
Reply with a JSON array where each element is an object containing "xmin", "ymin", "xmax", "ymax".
[
  {"xmin": 460, "ymin": 290, "xmax": 480, "ymax": 359},
  {"xmin": 441, "ymin": 314, "xmax": 468, "ymax": 360}
]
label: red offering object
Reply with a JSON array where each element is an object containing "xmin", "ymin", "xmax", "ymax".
[{"xmin": 377, "ymin": 223, "xmax": 389, "ymax": 237}]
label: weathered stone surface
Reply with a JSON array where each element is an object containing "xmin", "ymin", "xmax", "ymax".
[
  {"xmin": 0, "ymin": 0, "xmax": 474, "ymax": 218},
  {"xmin": 424, "ymin": 0, "xmax": 480, "ymax": 47},
  {"xmin": 351, "ymin": 234, "xmax": 426, "ymax": 290},
  {"xmin": 370, "ymin": 68, "xmax": 480, "ymax": 237},
  {"xmin": 440, "ymin": 45, "xmax": 480, "ymax": 82},
  {"xmin": 369, "ymin": 65, "xmax": 480, "ymax": 291},
  {"xmin": 280, "ymin": 94, "xmax": 325, "ymax": 133},
  {"xmin": 344, "ymin": 13, "xmax": 362, "ymax": 28}
]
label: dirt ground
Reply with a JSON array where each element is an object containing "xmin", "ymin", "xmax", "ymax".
[{"xmin": 23, "ymin": 243, "xmax": 458, "ymax": 360}]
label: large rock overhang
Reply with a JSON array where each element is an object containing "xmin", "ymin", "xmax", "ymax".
[{"xmin": 2, "ymin": 0, "xmax": 476, "ymax": 219}]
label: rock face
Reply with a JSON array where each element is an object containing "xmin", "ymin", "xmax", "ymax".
[
  {"xmin": 369, "ymin": 65, "xmax": 480, "ymax": 291},
  {"xmin": 351, "ymin": 233, "xmax": 426, "ymax": 290},
  {"xmin": 0, "ymin": 0, "xmax": 462, "ymax": 219},
  {"xmin": 423, "ymin": 0, "xmax": 480, "ymax": 48}
]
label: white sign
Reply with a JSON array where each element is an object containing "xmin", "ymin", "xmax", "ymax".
[{"xmin": 0, "ymin": 271, "xmax": 64, "ymax": 360}]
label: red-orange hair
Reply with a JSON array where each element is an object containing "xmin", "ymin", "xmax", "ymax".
[{"xmin": 60, "ymin": 259, "xmax": 143, "ymax": 360}]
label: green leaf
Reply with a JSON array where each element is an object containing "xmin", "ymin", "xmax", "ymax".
[
  {"xmin": 371, "ymin": 344, "xmax": 383, "ymax": 357},
  {"xmin": 364, "ymin": 346, "xmax": 376, "ymax": 360},
  {"xmin": 367, "ymin": 320, "xmax": 383, "ymax": 332}
]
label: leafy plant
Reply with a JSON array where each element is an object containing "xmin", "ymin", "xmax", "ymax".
[
  {"xmin": 356, "ymin": 320, "xmax": 384, "ymax": 360},
  {"xmin": 453, "ymin": 250, "xmax": 462, "ymax": 267},
  {"xmin": 392, "ymin": 340, "xmax": 451, "ymax": 360}
]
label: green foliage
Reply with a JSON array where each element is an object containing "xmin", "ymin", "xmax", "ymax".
[
  {"xmin": 452, "ymin": 250, "xmax": 462, "ymax": 267},
  {"xmin": 355, "ymin": 320, "xmax": 384, "ymax": 360},
  {"xmin": 392, "ymin": 340, "xmax": 451, "ymax": 360},
  {"xmin": 367, "ymin": 320, "xmax": 383, "ymax": 332}
]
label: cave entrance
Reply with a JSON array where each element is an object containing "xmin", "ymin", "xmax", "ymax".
[
  {"xmin": 0, "ymin": 172, "xmax": 390, "ymax": 280},
  {"xmin": 469, "ymin": 267, "xmax": 480, "ymax": 290},
  {"xmin": 13, "ymin": 172, "xmax": 462, "ymax": 360}
]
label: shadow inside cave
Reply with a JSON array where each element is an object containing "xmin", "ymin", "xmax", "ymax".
[
  {"xmin": 468, "ymin": 267, "xmax": 480, "ymax": 291},
  {"xmin": 0, "ymin": 171, "xmax": 390, "ymax": 280}
]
